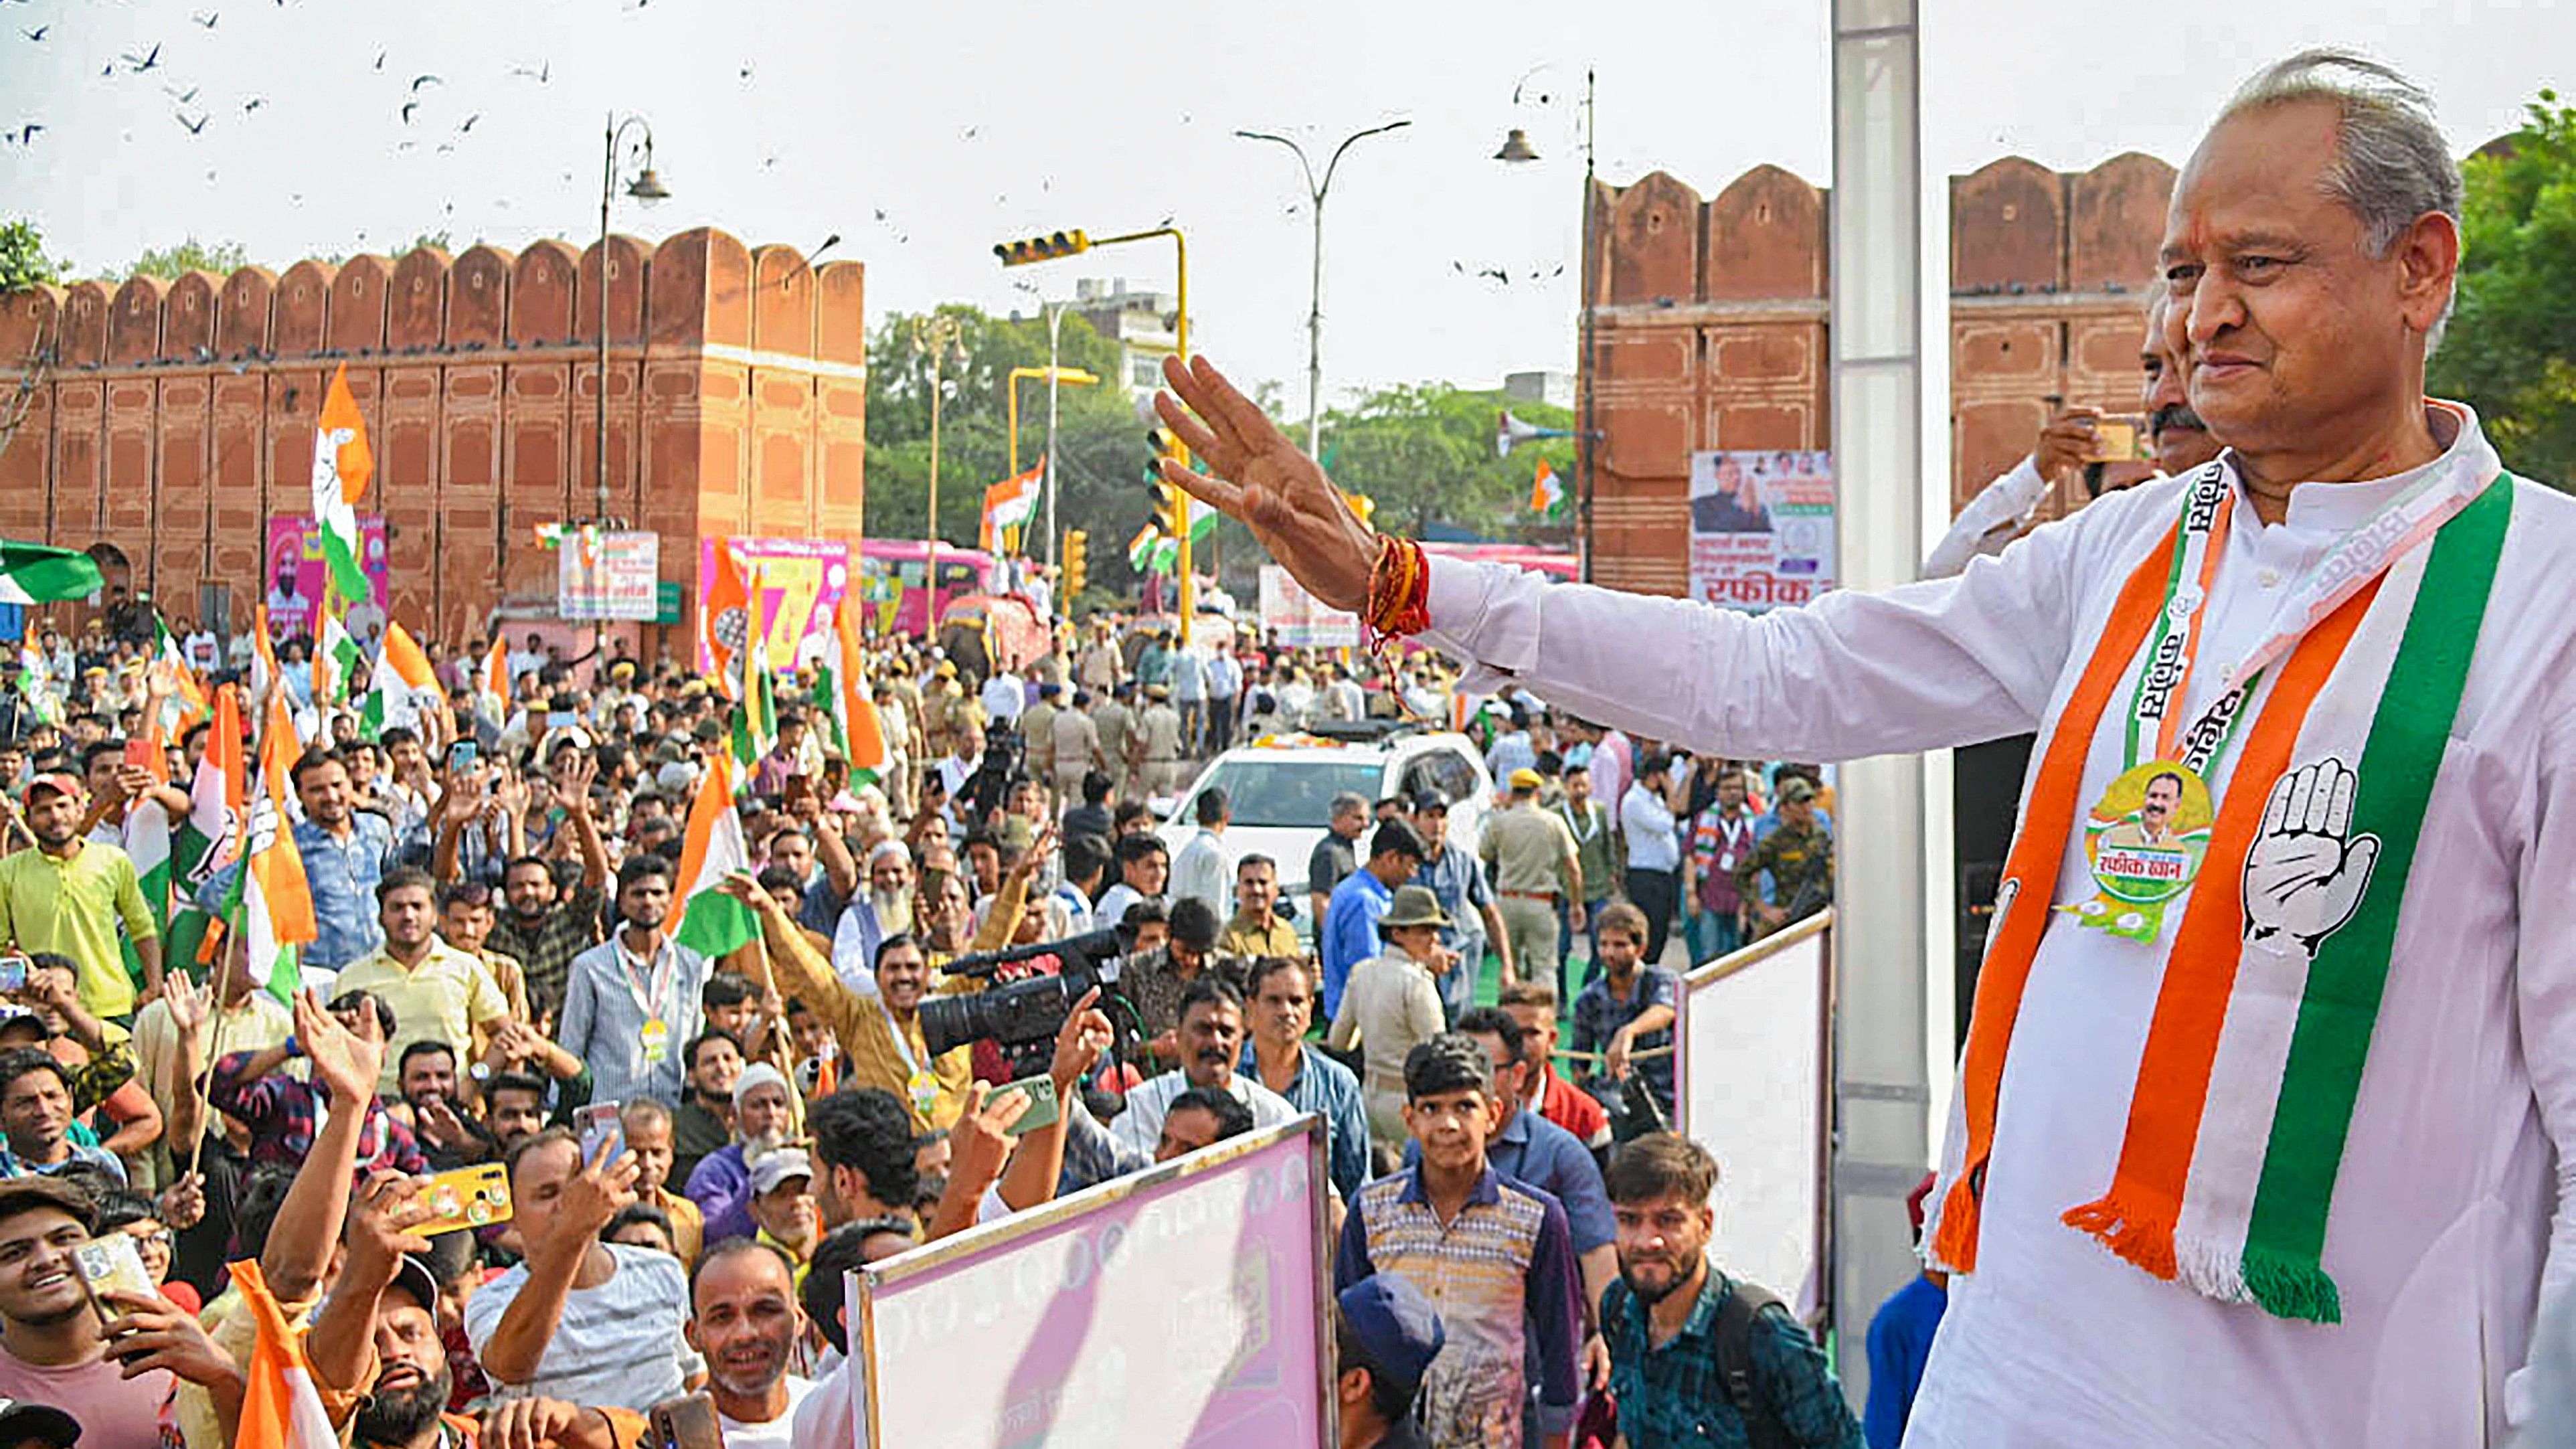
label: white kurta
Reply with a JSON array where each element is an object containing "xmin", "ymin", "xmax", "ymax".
[{"xmin": 1418, "ymin": 409, "xmax": 2576, "ymax": 1447}]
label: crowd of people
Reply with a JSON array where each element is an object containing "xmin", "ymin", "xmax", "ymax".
[{"xmin": 0, "ymin": 591, "xmax": 1877, "ymax": 1449}]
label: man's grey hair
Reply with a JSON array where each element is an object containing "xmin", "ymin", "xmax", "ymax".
[{"xmin": 2220, "ymin": 48, "xmax": 2462, "ymax": 348}]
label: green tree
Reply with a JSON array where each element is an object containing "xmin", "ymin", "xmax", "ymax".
[
  {"xmin": 1318, "ymin": 382, "xmax": 1578, "ymax": 539},
  {"xmin": 125, "ymin": 237, "xmax": 251, "ymax": 279},
  {"xmin": 2430, "ymin": 90, "xmax": 2576, "ymax": 489},
  {"xmin": 0, "ymin": 220, "xmax": 66, "ymax": 292}
]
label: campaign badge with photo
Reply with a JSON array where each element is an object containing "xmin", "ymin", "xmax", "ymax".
[{"xmin": 2061, "ymin": 760, "xmax": 2215, "ymax": 941}]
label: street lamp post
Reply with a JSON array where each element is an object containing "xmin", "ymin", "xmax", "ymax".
[
  {"xmin": 1005, "ymin": 361, "xmax": 1099, "ymax": 564},
  {"xmin": 910, "ymin": 313, "xmax": 966, "ymax": 616},
  {"xmin": 594, "ymin": 112, "xmax": 667, "ymax": 671},
  {"xmin": 1494, "ymin": 69, "xmax": 1596, "ymax": 583},
  {"xmin": 1235, "ymin": 120, "xmax": 1411, "ymax": 457}
]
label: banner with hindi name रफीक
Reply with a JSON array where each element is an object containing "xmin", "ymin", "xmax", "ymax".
[{"xmin": 1686, "ymin": 449, "xmax": 1837, "ymax": 614}]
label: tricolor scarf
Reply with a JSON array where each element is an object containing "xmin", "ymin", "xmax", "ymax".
[{"xmin": 1926, "ymin": 408, "xmax": 2512, "ymax": 1323}]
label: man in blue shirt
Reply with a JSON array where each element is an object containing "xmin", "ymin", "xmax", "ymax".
[
  {"xmin": 1410, "ymin": 794, "xmax": 1510, "ymax": 1025},
  {"xmin": 1861, "ymin": 1175, "xmax": 1948, "ymax": 1449},
  {"xmin": 1572, "ymin": 903, "xmax": 1678, "ymax": 1121},
  {"xmin": 199, "ymin": 746, "xmax": 395, "ymax": 980},
  {"xmin": 1241, "ymin": 954, "xmax": 1370, "ymax": 1204},
  {"xmin": 1322, "ymin": 819, "xmax": 1427, "ymax": 1021},
  {"xmin": 1600, "ymin": 1133, "xmax": 1861, "ymax": 1448}
]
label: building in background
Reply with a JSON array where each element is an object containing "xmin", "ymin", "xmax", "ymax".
[
  {"xmin": 1503, "ymin": 370, "xmax": 1576, "ymax": 410},
  {"xmin": 1579, "ymin": 151, "xmax": 2176, "ymax": 595},
  {"xmin": 1071, "ymin": 277, "xmax": 1183, "ymax": 402},
  {"xmin": 0, "ymin": 228, "xmax": 865, "ymax": 660}
]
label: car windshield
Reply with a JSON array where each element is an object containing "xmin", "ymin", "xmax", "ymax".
[{"xmin": 1187, "ymin": 758, "xmax": 1385, "ymax": 828}]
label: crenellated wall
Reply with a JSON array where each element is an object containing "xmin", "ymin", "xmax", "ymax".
[
  {"xmin": 1582, "ymin": 151, "xmax": 2178, "ymax": 594},
  {"xmin": 0, "ymin": 228, "xmax": 866, "ymax": 656}
]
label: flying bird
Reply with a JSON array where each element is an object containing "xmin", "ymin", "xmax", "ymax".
[
  {"xmin": 125, "ymin": 43, "xmax": 162, "ymax": 71},
  {"xmin": 177, "ymin": 110, "xmax": 207, "ymax": 134},
  {"xmin": 401, "ymin": 100, "xmax": 420, "ymax": 123},
  {"xmin": 20, "ymin": 25, "xmax": 44, "ymax": 40},
  {"xmin": 738, "ymin": 64, "xmax": 752, "ymax": 81},
  {"xmin": 165, "ymin": 84, "xmax": 199, "ymax": 102},
  {"xmin": 373, "ymin": 51, "xmax": 385, "ymax": 70},
  {"xmin": 191, "ymin": 9, "xmax": 218, "ymax": 27},
  {"xmin": 7, "ymin": 123, "xmax": 39, "ymax": 144},
  {"xmin": 436, "ymin": 141, "xmax": 456, "ymax": 153},
  {"xmin": 509, "ymin": 61, "xmax": 548, "ymax": 82},
  {"xmin": 458, "ymin": 112, "xmax": 478, "ymax": 132},
  {"xmin": 242, "ymin": 96, "xmax": 264, "ymax": 113},
  {"xmin": 1478, "ymin": 267, "xmax": 1509, "ymax": 284},
  {"xmin": 960, "ymin": 125, "xmax": 979, "ymax": 140},
  {"xmin": 410, "ymin": 74, "xmax": 440, "ymax": 91}
]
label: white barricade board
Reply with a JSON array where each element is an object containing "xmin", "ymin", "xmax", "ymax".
[
  {"xmin": 855, "ymin": 1116, "xmax": 1334, "ymax": 1449},
  {"xmin": 1675, "ymin": 913, "xmax": 1830, "ymax": 1315}
]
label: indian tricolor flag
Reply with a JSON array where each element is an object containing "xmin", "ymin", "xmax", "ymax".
[
  {"xmin": 979, "ymin": 464, "xmax": 1043, "ymax": 550},
  {"xmin": 309, "ymin": 364, "xmax": 374, "ymax": 606},
  {"xmin": 165, "ymin": 683, "xmax": 245, "ymax": 971},
  {"xmin": 0, "ymin": 538, "xmax": 104, "ymax": 603},
  {"xmin": 674, "ymin": 750, "xmax": 758, "ymax": 958},
  {"xmin": 728, "ymin": 629, "xmax": 777, "ymax": 777},
  {"xmin": 1529, "ymin": 458, "xmax": 1565, "ymax": 517},
  {"xmin": 313, "ymin": 613, "xmax": 359, "ymax": 713},
  {"xmin": 817, "ymin": 600, "xmax": 889, "ymax": 786},
  {"xmin": 230, "ymin": 689, "xmax": 318, "ymax": 1001},
  {"xmin": 700, "ymin": 542, "xmax": 752, "ymax": 699},
  {"xmin": 479, "ymin": 637, "xmax": 510, "ymax": 721},
  {"xmin": 359, "ymin": 620, "xmax": 439, "ymax": 739},
  {"xmin": 231, "ymin": 1260, "xmax": 338, "ymax": 1449}
]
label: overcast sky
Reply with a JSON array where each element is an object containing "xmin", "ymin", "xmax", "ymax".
[{"xmin": 1, "ymin": 0, "xmax": 2565, "ymax": 406}]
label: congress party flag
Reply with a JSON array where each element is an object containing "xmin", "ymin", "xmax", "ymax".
[
  {"xmin": 479, "ymin": 637, "xmax": 510, "ymax": 721},
  {"xmin": 230, "ymin": 1261, "xmax": 339, "ymax": 1449},
  {"xmin": 728, "ymin": 629, "xmax": 777, "ymax": 778},
  {"xmin": 358, "ymin": 620, "xmax": 439, "ymax": 739},
  {"xmin": 674, "ymin": 751, "xmax": 759, "ymax": 959},
  {"xmin": 1529, "ymin": 458, "xmax": 1565, "ymax": 517},
  {"xmin": 0, "ymin": 538, "xmax": 104, "ymax": 604},
  {"xmin": 165, "ymin": 683, "xmax": 246, "ymax": 971},
  {"xmin": 309, "ymin": 364, "xmax": 375, "ymax": 607},
  {"xmin": 229, "ymin": 689, "xmax": 319, "ymax": 1001},
  {"xmin": 979, "ymin": 464, "xmax": 1043, "ymax": 549},
  {"xmin": 818, "ymin": 600, "xmax": 888, "ymax": 786},
  {"xmin": 701, "ymin": 541, "xmax": 752, "ymax": 700}
]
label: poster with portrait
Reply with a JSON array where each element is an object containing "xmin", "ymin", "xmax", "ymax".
[
  {"xmin": 1687, "ymin": 450, "xmax": 1837, "ymax": 614},
  {"xmin": 699, "ymin": 537, "xmax": 851, "ymax": 670},
  {"xmin": 264, "ymin": 514, "xmax": 390, "ymax": 641}
]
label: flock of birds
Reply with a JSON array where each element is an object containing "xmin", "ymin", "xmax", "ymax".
[{"xmin": 3, "ymin": 0, "xmax": 1561, "ymax": 292}]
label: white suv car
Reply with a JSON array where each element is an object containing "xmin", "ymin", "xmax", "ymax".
[{"xmin": 1156, "ymin": 721, "xmax": 1496, "ymax": 939}]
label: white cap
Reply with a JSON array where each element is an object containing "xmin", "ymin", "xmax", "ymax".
[
  {"xmin": 734, "ymin": 1062, "xmax": 791, "ymax": 1110},
  {"xmin": 749, "ymin": 1146, "xmax": 814, "ymax": 1196}
]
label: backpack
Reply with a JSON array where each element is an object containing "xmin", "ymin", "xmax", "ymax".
[{"xmin": 1599, "ymin": 1276, "xmax": 1792, "ymax": 1449}]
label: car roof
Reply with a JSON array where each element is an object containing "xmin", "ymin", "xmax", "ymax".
[{"xmin": 1213, "ymin": 730, "xmax": 1476, "ymax": 764}]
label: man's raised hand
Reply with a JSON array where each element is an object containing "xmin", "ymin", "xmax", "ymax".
[{"xmin": 1154, "ymin": 354, "xmax": 1379, "ymax": 612}]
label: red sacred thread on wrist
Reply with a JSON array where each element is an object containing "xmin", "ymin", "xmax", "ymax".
[{"xmin": 1363, "ymin": 536, "xmax": 1432, "ymax": 640}]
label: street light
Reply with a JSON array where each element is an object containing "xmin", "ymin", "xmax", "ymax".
[
  {"xmin": 1006, "ymin": 363, "xmax": 1099, "ymax": 553},
  {"xmin": 1235, "ymin": 118, "xmax": 1411, "ymax": 457},
  {"xmin": 594, "ymin": 111, "xmax": 666, "ymax": 669},
  {"xmin": 909, "ymin": 313, "xmax": 966, "ymax": 606},
  {"xmin": 994, "ymin": 223, "xmax": 1199, "ymax": 641},
  {"xmin": 1494, "ymin": 68, "xmax": 1597, "ymax": 583}
]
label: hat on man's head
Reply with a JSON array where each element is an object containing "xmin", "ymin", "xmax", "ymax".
[
  {"xmin": 383, "ymin": 1252, "xmax": 442, "ymax": 1315},
  {"xmin": 750, "ymin": 1146, "xmax": 815, "ymax": 1196},
  {"xmin": 734, "ymin": 1062, "xmax": 791, "ymax": 1111},
  {"xmin": 1778, "ymin": 775, "xmax": 1818, "ymax": 804},
  {"xmin": 21, "ymin": 772, "xmax": 82, "ymax": 804},
  {"xmin": 1507, "ymin": 767, "xmax": 1543, "ymax": 792},
  {"xmin": 0, "ymin": 1399, "xmax": 81, "ymax": 1448},
  {"xmin": 1338, "ymin": 1272, "xmax": 1446, "ymax": 1401},
  {"xmin": 935, "ymin": 661, "xmax": 959, "ymax": 679}
]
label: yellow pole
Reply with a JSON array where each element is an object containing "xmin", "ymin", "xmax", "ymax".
[{"xmin": 1169, "ymin": 230, "xmax": 1192, "ymax": 645}]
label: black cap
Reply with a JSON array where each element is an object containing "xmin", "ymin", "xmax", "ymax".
[
  {"xmin": 0, "ymin": 1400, "xmax": 80, "ymax": 1448},
  {"xmin": 1339, "ymin": 1274, "xmax": 1446, "ymax": 1397}
]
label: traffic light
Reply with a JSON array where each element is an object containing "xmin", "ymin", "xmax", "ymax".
[
  {"xmin": 1063, "ymin": 529, "xmax": 1088, "ymax": 596},
  {"xmin": 993, "ymin": 230, "xmax": 1093, "ymax": 267},
  {"xmin": 1145, "ymin": 428, "xmax": 1187, "ymax": 533}
]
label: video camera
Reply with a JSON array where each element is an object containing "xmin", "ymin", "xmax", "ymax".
[
  {"xmin": 918, "ymin": 924, "xmax": 1141, "ymax": 1080},
  {"xmin": 960, "ymin": 729, "xmax": 1025, "ymax": 823}
]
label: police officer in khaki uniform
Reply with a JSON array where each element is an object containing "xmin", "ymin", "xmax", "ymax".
[
  {"xmin": 1050, "ymin": 689, "xmax": 1104, "ymax": 794},
  {"xmin": 1094, "ymin": 681, "xmax": 1138, "ymax": 802},
  {"xmin": 1479, "ymin": 766, "xmax": 1585, "ymax": 975},
  {"xmin": 1137, "ymin": 683, "xmax": 1186, "ymax": 798}
]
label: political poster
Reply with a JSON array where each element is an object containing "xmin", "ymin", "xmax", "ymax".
[
  {"xmin": 854, "ymin": 1117, "xmax": 1333, "ymax": 1449},
  {"xmin": 557, "ymin": 531, "xmax": 660, "ymax": 622},
  {"xmin": 1258, "ymin": 565, "xmax": 1359, "ymax": 649},
  {"xmin": 698, "ymin": 537, "xmax": 851, "ymax": 671},
  {"xmin": 855, "ymin": 541, "xmax": 999, "ymax": 638},
  {"xmin": 1687, "ymin": 450, "xmax": 1836, "ymax": 614},
  {"xmin": 264, "ymin": 514, "xmax": 390, "ymax": 641}
]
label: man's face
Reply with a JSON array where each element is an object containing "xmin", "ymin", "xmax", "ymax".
[
  {"xmin": 2139, "ymin": 309, "xmax": 2221, "ymax": 477},
  {"xmin": 83, "ymin": 750, "xmax": 118, "ymax": 799},
  {"xmin": 21, "ymin": 791, "xmax": 80, "ymax": 849},
  {"xmin": 769, "ymin": 831, "xmax": 813, "ymax": 881},
  {"xmin": 788, "ymin": 1007, "xmax": 832, "ymax": 1061},
  {"xmin": 1251, "ymin": 968, "xmax": 1310, "ymax": 1049},
  {"xmin": 505, "ymin": 1136, "xmax": 585, "ymax": 1248},
  {"xmin": 1565, "ymin": 769, "xmax": 1592, "ymax": 806},
  {"xmin": 1124, "ymin": 847, "xmax": 1169, "ymax": 896},
  {"xmin": 487, "ymin": 1090, "xmax": 545, "ymax": 1150},
  {"xmin": 359, "ymin": 1289, "xmax": 455, "ymax": 1446},
  {"xmin": 2143, "ymin": 775, "xmax": 2182, "ymax": 828},
  {"xmin": 1502, "ymin": 1003, "xmax": 1559, "ymax": 1076},
  {"xmin": 2162, "ymin": 98, "xmax": 2452, "ymax": 466},
  {"xmin": 400, "ymin": 1050, "xmax": 456, "ymax": 1111},
  {"xmin": 966, "ymin": 842, "xmax": 1002, "ymax": 896},
  {"xmin": 957, "ymin": 721, "xmax": 985, "ymax": 759},
  {"xmin": 690, "ymin": 1038, "xmax": 745, "ymax": 1103},
  {"xmin": 875, "ymin": 941, "xmax": 931, "ymax": 1014},
  {"xmin": 504, "ymin": 861, "xmax": 558, "ymax": 919},
  {"xmin": 869, "ymin": 850, "xmax": 913, "ymax": 899},
  {"xmin": 0, "ymin": 746, "xmax": 23, "ymax": 782},
  {"xmin": 750, "ymin": 1179, "xmax": 818, "ymax": 1245},
  {"xmin": 1155, "ymin": 1104, "xmax": 1226, "ymax": 1163},
  {"xmin": 1598, "ymin": 926, "xmax": 1644, "ymax": 978},
  {"xmin": 1178, "ymin": 999, "xmax": 1243, "ymax": 1091},
  {"xmin": 295, "ymin": 758, "xmax": 353, "ymax": 827},
  {"xmin": 118, "ymin": 1214, "xmax": 171, "ymax": 1284},
  {"xmin": 440, "ymin": 899, "xmax": 493, "ymax": 952},
  {"xmin": 1613, "ymin": 1191, "xmax": 1716, "ymax": 1306},
  {"xmin": 624, "ymin": 1113, "xmax": 675, "ymax": 1194},
  {"xmin": 379, "ymin": 883, "xmax": 437, "ymax": 950},
  {"xmin": 1412, "ymin": 806, "xmax": 1448, "ymax": 852},
  {"xmin": 1717, "ymin": 776, "xmax": 1745, "ymax": 810},
  {"xmin": 1781, "ymin": 795, "xmax": 1812, "ymax": 829},
  {"xmin": 738, "ymin": 1082, "xmax": 794, "ymax": 1143},
  {"xmin": 0, "ymin": 1207, "xmax": 90, "ymax": 1327},
  {"xmin": 1235, "ymin": 861, "xmax": 1277, "ymax": 918},
  {"xmin": 620, "ymin": 873, "xmax": 674, "ymax": 932},
  {"xmin": 689, "ymin": 1248, "xmax": 804, "ymax": 1400},
  {"xmin": 388, "ymin": 737, "xmax": 426, "ymax": 777},
  {"xmin": 1402, "ymin": 1086, "xmax": 1498, "ymax": 1177},
  {"xmin": 1332, "ymin": 804, "xmax": 1366, "ymax": 841},
  {"xmin": 0, "ymin": 1070, "xmax": 70, "ymax": 1159},
  {"xmin": 1468, "ymin": 1030, "xmax": 1526, "ymax": 1122}
]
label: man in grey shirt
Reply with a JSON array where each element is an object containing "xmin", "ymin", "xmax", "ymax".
[{"xmin": 560, "ymin": 854, "xmax": 711, "ymax": 1108}]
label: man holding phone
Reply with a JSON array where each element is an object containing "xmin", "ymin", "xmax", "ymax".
[
  {"xmin": 0, "ymin": 772, "xmax": 162, "ymax": 1021},
  {"xmin": 0, "ymin": 1177, "xmax": 239, "ymax": 1449}
]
